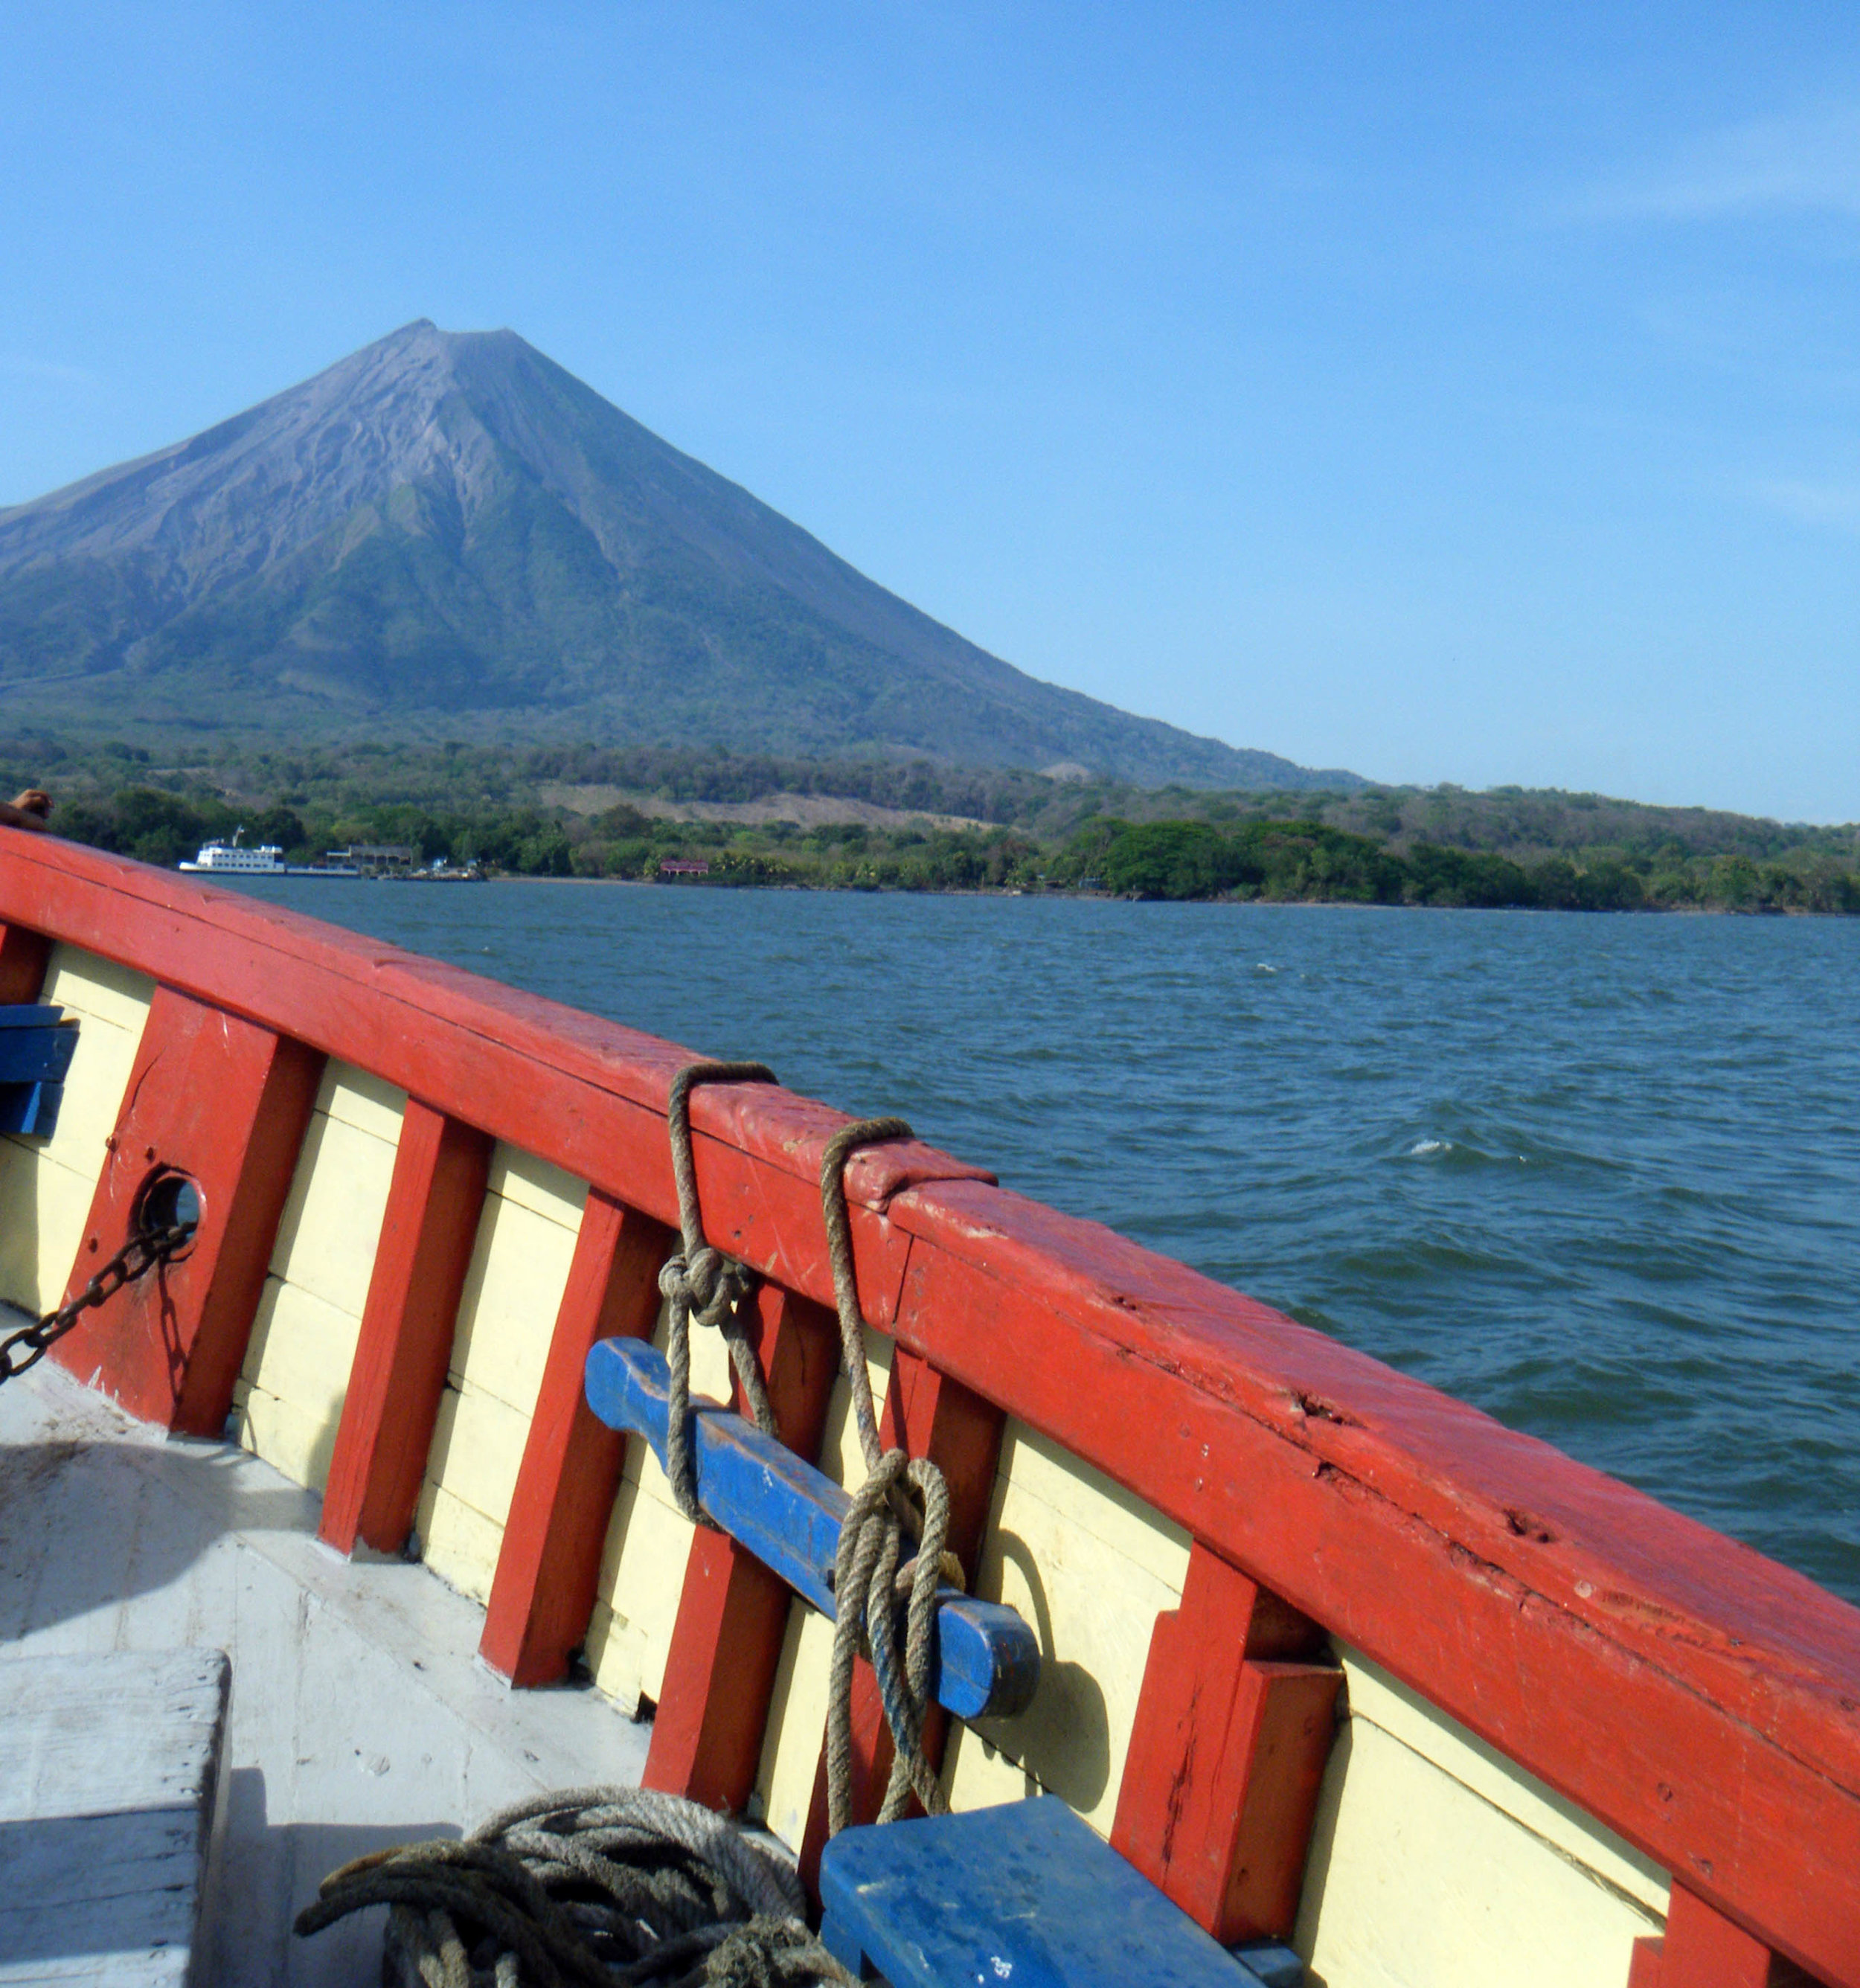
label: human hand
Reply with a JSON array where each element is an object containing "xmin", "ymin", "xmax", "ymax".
[{"xmin": 1, "ymin": 789, "xmax": 51, "ymax": 832}]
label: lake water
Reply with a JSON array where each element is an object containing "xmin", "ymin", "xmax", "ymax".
[{"xmin": 226, "ymin": 879, "xmax": 1860, "ymax": 1606}]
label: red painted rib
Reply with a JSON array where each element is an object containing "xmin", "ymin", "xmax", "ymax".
[
  {"xmin": 482, "ymin": 1192, "xmax": 672, "ymax": 1684},
  {"xmin": 644, "ymin": 1283, "xmax": 840, "ymax": 1810},
  {"xmin": 1113, "ymin": 1545, "xmax": 1338, "ymax": 1942},
  {"xmin": 320, "ymin": 1100, "xmax": 491, "ymax": 1556},
  {"xmin": 1628, "ymin": 1885, "xmax": 1782, "ymax": 1987},
  {"xmin": 0, "ymin": 922, "xmax": 50, "ymax": 1004},
  {"xmin": 53, "ymin": 986, "xmax": 321, "ymax": 1433},
  {"xmin": 0, "ymin": 836, "xmax": 1855, "ymax": 1983}
]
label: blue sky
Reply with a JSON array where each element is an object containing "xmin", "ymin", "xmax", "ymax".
[{"xmin": 4, "ymin": 4, "xmax": 1859, "ymax": 819}]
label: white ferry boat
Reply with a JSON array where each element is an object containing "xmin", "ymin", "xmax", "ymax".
[
  {"xmin": 179, "ymin": 830, "xmax": 359, "ymax": 876},
  {"xmin": 178, "ymin": 829, "xmax": 283, "ymax": 873}
]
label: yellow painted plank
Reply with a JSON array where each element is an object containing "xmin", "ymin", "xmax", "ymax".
[
  {"xmin": 267, "ymin": 1110, "xmax": 398, "ymax": 1321},
  {"xmin": 961, "ymin": 1420, "xmax": 1190, "ymax": 1835},
  {"xmin": 755, "ymin": 1605, "xmax": 836, "ymax": 1846},
  {"xmin": 315, "ymin": 1061, "xmax": 408, "ymax": 1144},
  {"xmin": 232, "ymin": 1383, "xmax": 341, "ymax": 1493},
  {"xmin": 586, "ymin": 1289, "xmax": 772, "ymax": 1719},
  {"xmin": 409, "ymin": 1158, "xmax": 588, "ymax": 1612},
  {"xmin": 487, "ymin": 1146, "xmax": 588, "ymax": 1231},
  {"xmin": 940, "ymin": 1721, "xmax": 1045, "ymax": 1812},
  {"xmin": 18, "ymin": 1006, "xmax": 143, "ymax": 1190},
  {"xmin": 754, "ymin": 1396, "xmax": 1176, "ymax": 1847},
  {"xmin": 416, "ymin": 1480, "xmax": 504, "ymax": 1606},
  {"xmin": 40, "ymin": 944, "xmax": 155, "ymax": 1034},
  {"xmin": 240, "ymin": 1275, "xmax": 360, "ymax": 1443},
  {"xmin": 425, "ymin": 1380, "xmax": 531, "ymax": 1527},
  {"xmin": 0, "ymin": 1135, "xmax": 98, "ymax": 1315},
  {"xmin": 0, "ymin": 1140, "xmax": 39, "ymax": 1312},
  {"xmin": 583, "ymin": 1601, "xmax": 633, "ymax": 1703},
  {"xmin": 0, "ymin": 947, "xmax": 153, "ymax": 1312},
  {"xmin": 446, "ymin": 1164, "xmax": 579, "ymax": 1412},
  {"xmin": 747, "ymin": 1336, "xmax": 952, "ymax": 1844},
  {"xmin": 990, "ymin": 1417, "xmax": 1196, "ymax": 1574},
  {"xmin": 815, "ymin": 1327, "xmax": 893, "ymax": 1490},
  {"xmin": 585, "ymin": 1472, "xmax": 696, "ymax": 1715},
  {"xmin": 1295, "ymin": 1713, "xmax": 1662, "ymax": 1988},
  {"xmin": 1335, "ymin": 1650, "xmax": 1670, "ymax": 1916}
]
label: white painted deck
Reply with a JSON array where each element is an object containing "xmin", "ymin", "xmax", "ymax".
[
  {"xmin": 0, "ymin": 1648, "xmax": 228, "ymax": 1984},
  {"xmin": 0, "ymin": 1338, "xmax": 650, "ymax": 1987}
]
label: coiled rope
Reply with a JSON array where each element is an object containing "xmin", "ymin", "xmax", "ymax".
[
  {"xmin": 295, "ymin": 1786, "xmax": 853, "ymax": 1987},
  {"xmin": 818, "ymin": 1119, "xmax": 964, "ymax": 1837},
  {"xmin": 660, "ymin": 1062, "xmax": 779, "ymax": 1524}
]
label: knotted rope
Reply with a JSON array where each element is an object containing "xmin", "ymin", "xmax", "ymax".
[
  {"xmin": 818, "ymin": 1119, "xmax": 964, "ymax": 1837},
  {"xmin": 661, "ymin": 1062, "xmax": 779, "ymax": 1524},
  {"xmin": 295, "ymin": 1786, "xmax": 855, "ymax": 1987}
]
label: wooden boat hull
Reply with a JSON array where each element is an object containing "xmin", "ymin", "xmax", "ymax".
[{"xmin": 0, "ymin": 835, "xmax": 1852, "ymax": 1988}]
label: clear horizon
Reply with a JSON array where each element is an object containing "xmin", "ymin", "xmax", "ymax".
[{"xmin": 4, "ymin": 5, "xmax": 1859, "ymax": 821}]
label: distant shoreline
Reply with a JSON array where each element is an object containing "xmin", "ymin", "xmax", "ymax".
[{"xmin": 461, "ymin": 875, "xmax": 1838, "ymax": 915}]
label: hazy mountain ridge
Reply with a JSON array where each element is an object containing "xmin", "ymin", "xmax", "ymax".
[{"xmin": 0, "ymin": 322, "xmax": 1359, "ymax": 789}]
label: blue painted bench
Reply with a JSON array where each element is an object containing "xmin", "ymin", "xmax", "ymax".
[
  {"xmin": 0, "ymin": 1007, "xmax": 76, "ymax": 1138},
  {"xmin": 819, "ymin": 1796, "xmax": 1303, "ymax": 1988},
  {"xmin": 585, "ymin": 1338, "xmax": 1039, "ymax": 1719}
]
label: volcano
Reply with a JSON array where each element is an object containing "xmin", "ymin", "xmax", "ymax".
[{"xmin": 0, "ymin": 321, "xmax": 1357, "ymax": 788}]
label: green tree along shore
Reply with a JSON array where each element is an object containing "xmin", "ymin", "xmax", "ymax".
[{"xmin": 6, "ymin": 735, "xmax": 1860, "ymax": 914}]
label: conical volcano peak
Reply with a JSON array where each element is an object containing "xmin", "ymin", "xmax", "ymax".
[
  {"xmin": 0, "ymin": 327, "xmax": 1358, "ymax": 789},
  {"xmin": 359, "ymin": 318, "xmax": 527, "ymax": 375}
]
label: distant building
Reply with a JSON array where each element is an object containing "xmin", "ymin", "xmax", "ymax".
[
  {"xmin": 333, "ymin": 843, "xmax": 419, "ymax": 876},
  {"xmin": 658, "ymin": 858, "xmax": 711, "ymax": 879}
]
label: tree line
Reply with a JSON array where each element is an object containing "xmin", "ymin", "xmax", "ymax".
[
  {"xmin": 37, "ymin": 785, "xmax": 1860, "ymax": 911},
  {"xmin": 1059, "ymin": 818, "xmax": 1860, "ymax": 912},
  {"xmin": 11, "ymin": 729, "xmax": 1860, "ymax": 913}
]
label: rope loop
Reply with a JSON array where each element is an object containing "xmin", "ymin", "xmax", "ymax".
[
  {"xmin": 658, "ymin": 1245, "xmax": 758, "ymax": 1329},
  {"xmin": 661, "ymin": 1061, "xmax": 778, "ymax": 1526},
  {"xmin": 825, "ymin": 1451, "xmax": 961, "ymax": 1835},
  {"xmin": 817, "ymin": 1115, "xmax": 963, "ymax": 1838},
  {"xmin": 819, "ymin": 1117, "xmax": 914, "ymax": 1474}
]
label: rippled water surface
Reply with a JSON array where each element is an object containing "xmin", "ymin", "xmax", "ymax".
[{"xmin": 228, "ymin": 879, "xmax": 1860, "ymax": 1603}]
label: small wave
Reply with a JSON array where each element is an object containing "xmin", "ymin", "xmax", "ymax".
[
  {"xmin": 1407, "ymin": 1138, "xmax": 1453, "ymax": 1157},
  {"xmin": 1254, "ymin": 962, "xmax": 1280, "ymax": 975}
]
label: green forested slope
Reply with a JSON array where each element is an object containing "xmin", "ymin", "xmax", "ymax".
[{"xmin": 11, "ymin": 736, "xmax": 1856, "ymax": 912}]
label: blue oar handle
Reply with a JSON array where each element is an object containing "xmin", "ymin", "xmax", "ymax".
[{"xmin": 584, "ymin": 1338, "xmax": 1040, "ymax": 1722}]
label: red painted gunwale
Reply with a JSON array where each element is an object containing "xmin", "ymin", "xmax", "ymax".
[{"xmin": 0, "ymin": 833, "xmax": 1854, "ymax": 1986}]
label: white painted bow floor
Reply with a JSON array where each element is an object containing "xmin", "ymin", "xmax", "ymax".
[{"xmin": 0, "ymin": 1336, "xmax": 650, "ymax": 1987}]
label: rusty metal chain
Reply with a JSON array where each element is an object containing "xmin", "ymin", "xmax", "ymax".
[{"xmin": 0, "ymin": 1219, "xmax": 196, "ymax": 1385}]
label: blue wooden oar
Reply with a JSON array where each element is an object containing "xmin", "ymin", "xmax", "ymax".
[
  {"xmin": 0, "ymin": 1009, "xmax": 76, "ymax": 1137},
  {"xmin": 0, "ymin": 1019, "xmax": 77, "ymax": 1086},
  {"xmin": 584, "ymin": 1338, "xmax": 1040, "ymax": 1722}
]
